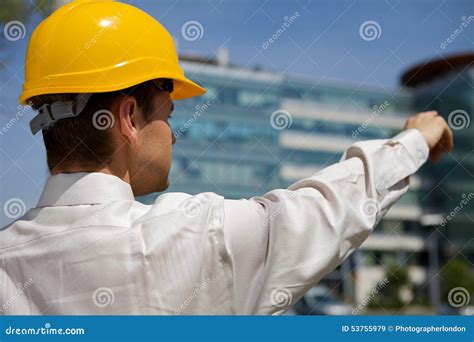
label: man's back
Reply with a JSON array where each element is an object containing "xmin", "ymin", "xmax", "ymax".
[{"xmin": 0, "ymin": 173, "xmax": 231, "ymax": 314}]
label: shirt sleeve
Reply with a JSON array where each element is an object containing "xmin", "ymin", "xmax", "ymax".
[{"xmin": 222, "ymin": 129, "xmax": 429, "ymax": 314}]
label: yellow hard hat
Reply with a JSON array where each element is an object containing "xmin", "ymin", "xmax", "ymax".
[{"xmin": 19, "ymin": 0, "xmax": 205, "ymax": 105}]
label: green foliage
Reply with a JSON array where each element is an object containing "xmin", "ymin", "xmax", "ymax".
[
  {"xmin": 368, "ymin": 259, "xmax": 474, "ymax": 310},
  {"xmin": 0, "ymin": 0, "xmax": 29, "ymax": 22},
  {"xmin": 368, "ymin": 266, "xmax": 412, "ymax": 309},
  {"xmin": 0, "ymin": 0, "xmax": 55, "ymax": 23},
  {"xmin": 440, "ymin": 258, "xmax": 474, "ymax": 304}
]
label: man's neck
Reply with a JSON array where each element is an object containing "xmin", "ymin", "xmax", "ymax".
[{"xmin": 51, "ymin": 166, "xmax": 131, "ymax": 185}]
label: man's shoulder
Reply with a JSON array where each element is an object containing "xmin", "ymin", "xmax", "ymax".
[{"xmin": 137, "ymin": 191, "xmax": 225, "ymax": 222}]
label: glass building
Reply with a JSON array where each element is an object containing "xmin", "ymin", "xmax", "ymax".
[
  {"xmin": 401, "ymin": 54, "xmax": 474, "ymax": 310},
  {"xmin": 139, "ymin": 52, "xmax": 473, "ymax": 312}
]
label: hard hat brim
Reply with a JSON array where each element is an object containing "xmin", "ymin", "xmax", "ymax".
[
  {"xmin": 19, "ymin": 74, "xmax": 206, "ymax": 105},
  {"xmin": 169, "ymin": 75, "xmax": 207, "ymax": 101},
  {"xmin": 19, "ymin": 55, "xmax": 206, "ymax": 105}
]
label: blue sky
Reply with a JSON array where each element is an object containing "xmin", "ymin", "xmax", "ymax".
[
  {"xmin": 133, "ymin": 0, "xmax": 473, "ymax": 86},
  {"xmin": 0, "ymin": 0, "xmax": 472, "ymax": 227}
]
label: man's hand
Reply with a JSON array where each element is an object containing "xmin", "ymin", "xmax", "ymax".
[{"xmin": 404, "ymin": 111, "xmax": 454, "ymax": 163}]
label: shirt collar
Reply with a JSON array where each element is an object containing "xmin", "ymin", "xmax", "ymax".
[{"xmin": 37, "ymin": 172, "xmax": 135, "ymax": 207}]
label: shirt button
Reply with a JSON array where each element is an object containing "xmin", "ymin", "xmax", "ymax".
[{"xmin": 417, "ymin": 149, "xmax": 425, "ymax": 160}]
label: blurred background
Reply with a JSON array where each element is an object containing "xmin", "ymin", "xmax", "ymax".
[{"xmin": 0, "ymin": 0, "xmax": 473, "ymax": 315}]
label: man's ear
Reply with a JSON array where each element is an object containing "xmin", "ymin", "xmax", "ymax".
[{"xmin": 117, "ymin": 96, "xmax": 139, "ymax": 146}]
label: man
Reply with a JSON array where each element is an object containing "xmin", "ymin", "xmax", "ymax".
[{"xmin": 1, "ymin": 0, "xmax": 452, "ymax": 315}]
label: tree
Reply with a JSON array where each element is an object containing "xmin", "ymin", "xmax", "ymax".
[
  {"xmin": 369, "ymin": 266, "xmax": 413, "ymax": 309},
  {"xmin": 0, "ymin": 0, "xmax": 57, "ymax": 71},
  {"xmin": 440, "ymin": 258, "xmax": 474, "ymax": 304},
  {"xmin": 0, "ymin": 0, "xmax": 55, "ymax": 23}
]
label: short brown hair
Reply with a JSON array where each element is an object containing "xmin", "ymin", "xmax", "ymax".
[{"xmin": 29, "ymin": 80, "xmax": 159, "ymax": 171}]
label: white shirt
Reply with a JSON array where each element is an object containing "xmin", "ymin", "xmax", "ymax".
[{"xmin": 0, "ymin": 129, "xmax": 429, "ymax": 315}]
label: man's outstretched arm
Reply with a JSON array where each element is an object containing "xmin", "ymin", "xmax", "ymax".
[{"xmin": 223, "ymin": 111, "xmax": 453, "ymax": 314}]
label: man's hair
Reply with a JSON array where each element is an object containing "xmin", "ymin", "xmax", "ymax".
[{"xmin": 29, "ymin": 80, "xmax": 159, "ymax": 171}]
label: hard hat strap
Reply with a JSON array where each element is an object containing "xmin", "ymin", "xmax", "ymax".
[{"xmin": 29, "ymin": 93, "xmax": 92, "ymax": 135}]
